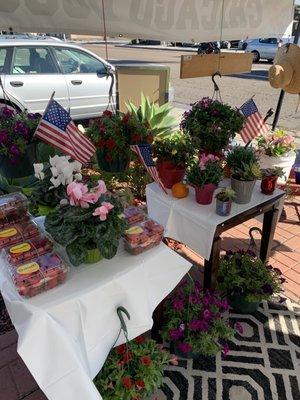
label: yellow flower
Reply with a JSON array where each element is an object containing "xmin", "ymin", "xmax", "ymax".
[{"xmin": 172, "ymin": 149, "xmax": 178, "ymax": 155}]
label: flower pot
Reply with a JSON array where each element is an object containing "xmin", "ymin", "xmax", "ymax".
[
  {"xmin": 171, "ymin": 342, "xmax": 200, "ymax": 359},
  {"xmin": 157, "ymin": 160, "xmax": 185, "ymax": 189},
  {"xmin": 259, "ymin": 152, "xmax": 296, "ymax": 184},
  {"xmin": 261, "ymin": 175, "xmax": 278, "ymax": 195},
  {"xmin": 96, "ymin": 150, "xmax": 129, "ymax": 173},
  {"xmin": 194, "ymin": 183, "xmax": 217, "ymax": 205},
  {"xmin": 296, "ymin": 171, "xmax": 300, "ymax": 185},
  {"xmin": 231, "ymin": 177, "xmax": 255, "ymax": 204},
  {"xmin": 216, "ymin": 199, "xmax": 232, "ymax": 216},
  {"xmin": 0, "ymin": 143, "xmax": 36, "ymax": 179},
  {"xmin": 229, "ymin": 294, "xmax": 260, "ymax": 314},
  {"xmin": 85, "ymin": 248, "xmax": 102, "ymax": 264}
]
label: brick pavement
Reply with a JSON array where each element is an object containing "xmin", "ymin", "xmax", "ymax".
[{"xmin": 0, "ymin": 198, "xmax": 299, "ymax": 400}]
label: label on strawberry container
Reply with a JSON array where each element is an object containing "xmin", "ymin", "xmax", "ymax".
[
  {"xmin": 0, "ymin": 228, "xmax": 17, "ymax": 238},
  {"xmin": 9, "ymin": 243, "xmax": 31, "ymax": 254},
  {"xmin": 17, "ymin": 262, "xmax": 40, "ymax": 275}
]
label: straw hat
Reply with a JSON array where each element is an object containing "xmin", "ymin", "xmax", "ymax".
[{"xmin": 268, "ymin": 44, "xmax": 300, "ymax": 94}]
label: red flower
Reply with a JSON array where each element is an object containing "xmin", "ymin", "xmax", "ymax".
[
  {"xmin": 103, "ymin": 110, "xmax": 113, "ymax": 118},
  {"xmin": 98, "ymin": 121, "xmax": 106, "ymax": 132},
  {"xmin": 135, "ymin": 335, "xmax": 145, "ymax": 344},
  {"xmin": 135, "ymin": 379, "xmax": 145, "ymax": 391},
  {"xmin": 131, "ymin": 133, "xmax": 142, "ymax": 143},
  {"xmin": 122, "ymin": 351, "xmax": 132, "ymax": 364},
  {"xmin": 116, "ymin": 344, "xmax": 126, "ymax": 355},
  {"xmin": 122, "ymin": 113, "xmax": 131, "ymax": 124},
  {"xmin": 140, "ymin": 355, "xmax": 151, "ymax": 366},
  {"xmin": 122, "ymin": 376, "xmax": 132, "ymax": 390},
  {"xmin": 106, "ymin": 138, "xmax": 116, "ymax": 150},
  {"xmin": 97, "ymin": 138, "xmax": 106, "ymax": 149}
]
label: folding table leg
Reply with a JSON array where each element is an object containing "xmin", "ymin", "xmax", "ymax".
[
  {"xmin": 260, "ymin": 207, "xmax": 279, "ymax": 262},
  {"xmin": 204, "ymin": 236, "xmax": 221, "ymax": 290}
]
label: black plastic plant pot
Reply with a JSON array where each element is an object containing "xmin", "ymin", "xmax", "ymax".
[
  {"xmin": 96, "ymin": 150, "xmax": 129, "ymax": 173},
  {"xmin": 0, "ymin": 143, "xmax": 36, "ymax": 179},
  {"xmin": 229, "ymin": 294, "xmax": 260, "ymax": 314}
]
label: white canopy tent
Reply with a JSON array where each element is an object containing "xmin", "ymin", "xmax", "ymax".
[{"xmin": 0, "ymin": 0, "xmax": 295, "ymax": 42}]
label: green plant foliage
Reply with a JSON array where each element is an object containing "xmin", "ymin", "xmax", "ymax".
[
  {"xmin": 152, "ymin": 131, "xmax": 194, "ymax": 168},
  {"xmin": 256, "ymin": 130, "xmax": 296, "ymax": 157},
  {"xmin": 94, "ymin": 337, "xmax": 172, "ymax": 400},
  {"xmin": 161, "ymin": 280, "xmax": 235, "ymax": 357},
  {"xmin": 215, "ymin": 188, "xmax": 235, "ymax": 202},
  {"xmin": 226, "ymin": 146, "xmax": 261, "ymax": 181},
  {"xmin": 261, "ymin": 167, "xmax": 285, "ymax": 178},
  {"xmin": 126, "ymin": 93, "xmax": 178, "ymax": 138},
  {"xmin": 235, "ymin": 162, "xmax": 262, "ymax": 181},
  {"xmin": 45, "ymin": 194, "xmax": 127, "ymax": 266},
  {"xmin": 187, "ymin": 159, "xmax": 223, "ymax": 188},
  {"xmin": 180, "ymin": 97, "xmax": 245, "ymax": 152},
  {"xmin": 217, "ymin": 250, "xmax": 283, "ymax": 303}
]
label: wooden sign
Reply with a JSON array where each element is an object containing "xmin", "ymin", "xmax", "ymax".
[{"xmin": 180, "ymin": 53, "xmax": 253, "ymax": 79}]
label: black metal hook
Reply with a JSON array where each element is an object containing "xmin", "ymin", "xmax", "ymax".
[
  {"xmin": 117, "ymin": 306, "xmax": 130, "ymax": 335},
  {"xmin": 212, "ymin": 71, "xmax": 222, "ymax": 92}
]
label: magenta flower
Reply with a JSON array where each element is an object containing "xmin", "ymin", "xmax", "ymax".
[
  {"xmin": 189, "ymin": 294, "xmax": 198, "ymax": 304},
  {"xmin": 203, "ymin": 309, "xmax": 212, "ymax": 320},
  {"xmin": 178, "ymin": 342, "xmax": 192, "ymax": 353},
  {"xmin": 169, "ymin": 328, "xmax": 183, "ymax": 341},
  {"xmin": 198, "ymin": 320, "xmax": 209, "ymax": 332},
  {"xmin": 189, "ymin": 320, "xmax": 202, "ymax": 331},
  {"xmin": 1, "ymin": 106, "xmax": 15, "ymax": 118},
  {"xmin": 220, "ymin": 299, "xmax": 229, "ymax": 311},
  {"xmin": 235, "ymin": 322, "xmax": 244, "ymax": 335},
  {"xmin": 9, "ymin": 144, "xmax": 21, "ymax": 156},
  {"xmin": 93, "ymin": 202, "xmax": 114, "ymax": 221},
  {"xmin": 202, "ymin": 296, "xmax": 210, "ymax": 307},
  {"xmin": 173, "ymin": 299, "xmax": 184, "ymax": 312},
  {"xmin": 0, "ymin": 129, "xmax": 8, "ymax": 144},
  {"xmin": 222, "ymin": 343, "xmax": 230, "ymax": 357}
]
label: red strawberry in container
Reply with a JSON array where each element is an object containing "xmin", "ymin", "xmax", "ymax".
[
  {"xmin": 124, "ymin": 225, "xmax": 148, "ymax": 245},
  {"xmin": 0, "ymin": 222, "xmax": 39, "ymax": 249},
  {"xmin": 6, "ymin": 236, "xmax": 53, "ymax": 265}
]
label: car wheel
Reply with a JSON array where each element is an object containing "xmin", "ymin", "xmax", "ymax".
[{"xmin": 252, "ymin": 51, "xmax": 260, "ymax": 63}]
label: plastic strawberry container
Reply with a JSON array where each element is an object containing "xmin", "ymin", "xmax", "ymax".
[
  {"xmin": 0, "ymin": 193, "xmax": 28, "ymax": 221},
  {"xmin": 124, "ymin": 206, "xmax": 146, "ymax": 225},
  {"xmin": 0, "ymin": 211, "xmax": 31, "ymax": 230},
  {"xmin": 10, "ymin": 252, "xmax": 69, "ymax": 298},
  {"xmin": 124, "ymin": 219, "xmax": 164, "ymax": 255},
  {"xmin": 4, "ymin": 235, "xmax": 54, "ymax": 265},
  {"xmin": 0, "ymin": 221, "xmax": 40, "ymax": 249}
]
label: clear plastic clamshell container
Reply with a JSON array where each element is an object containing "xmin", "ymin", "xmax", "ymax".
[
  {"xmin": 124, "ymin": 219, "xmax": 164, "ymax": 255},
  {"xmin": 0, "ymin": 193, "xmax": 28, "ymax": 221},
  {"xmin": 0, "ymin": 221, "xmax": 40, "ymax": 249},
  {"xmin": 10, "ymin": 252, "xmax": 69, "ymax": 298},
  {"xmin": 4, "ymin": 235, "xmax": 54, "ymax": 265},
  {"xmin": 123, "ymin": 206, "xmax": 146, "ymax": 225}
]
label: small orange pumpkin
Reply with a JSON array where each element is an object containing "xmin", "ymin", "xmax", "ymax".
[{"xmin": 172, "ymin": 182, "xmax": 189, "ymax": 199}]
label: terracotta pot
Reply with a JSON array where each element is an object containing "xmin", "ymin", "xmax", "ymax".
[
  {"xmin": 261, "ymin": 175, "xmax": 278, "ymax": 195},
  {"xmin": 194, "ymin": 183, "xmax": 217, "ymax": 205},
  {"xmin": 231, "ymin": 177, "xmax": 256, "ymax": 204},
  {"xmin": 157, "ymin": 160, "xmax": 185, "ymax": 189}
]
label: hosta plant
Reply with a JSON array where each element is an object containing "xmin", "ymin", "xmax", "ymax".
[
  {"xmin": 161, "ymin": 280, "xmax": 235, "ymax": 357},
  {"xmin": 45, "ymin": 180, "xmax": 127, "ymax": 266},
  {"xmin": 94, "ymin": 336, "xmax": 175, "ymax": 400}
]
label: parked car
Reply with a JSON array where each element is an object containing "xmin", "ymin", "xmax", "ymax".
[
  {"xmin": 0, "ymin": 39, "xmax": 115, "ymax": 120},
  {"xmin": 238, "ymin": 38, "xmax": 282, "ymax": 62}
]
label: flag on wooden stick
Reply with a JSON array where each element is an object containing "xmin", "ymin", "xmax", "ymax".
[
  {"xmin": 239, "ymin": 98, "xmax": 269, "ymax": 143},
  {"xmin": 35, "ymin": 97, "xmax": 96, "ymax": 163},
  {"xmin": 131, "ymin": 144, "xmax": 167, "ymax": 194}
]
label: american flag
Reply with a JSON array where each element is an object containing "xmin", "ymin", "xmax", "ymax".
[
  {"xmin": 131, "ymin": 144, "xmax": 167, "ymax": 194},
  {"xmin": 35, "ymin": 99, "xmax": 96, "ymax": 163},
  {"xmin": 239, "ymin": 98, "xmax": 269, "ymax": 143}
]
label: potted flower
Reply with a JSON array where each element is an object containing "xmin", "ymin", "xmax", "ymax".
[
  {"xmin": 261, "ymin": 167, "xmax": 285, "ymax": 195},
  {"xmin": 152, "ymin": 131, "xmax": 193, "ymax": 189},
  {"xmin": 87, "ymin": 110, "xmax": 153, "ymax": 173},
  {"xmin": 217, "ymin": 250, "xmax": 283, "ymax": 313},
  {"xmin": 226, "ymin": 146, "xmax": 261, "ymax": 204},
  {"xmin": 215, "ymin": 188, "xmax": 235, "ymax": 216},
  {"xmin": 94, "ymin": 336, "xmax": 176, "ymax": 400},
  {"xmin": 256, "ymin": 130, "xmax": 296, "ymax": 184},
  {"xmin": 180, "ymin": 97, "xmax": 245, "ymax": 154},
  {"xmin": 0, "ymin": 107, "xmax": 40, "ymax": 179},
  {"xmin": 45, "ymin": 180, "xmax": 127, "ymax": 266},
  {"xmin": 161, "ymin": 280, "xmax": 235, "ymax": 358},
  {"xmin": 31, "ymin": 155, "xmax": 83, "ymax": 215},
  {"xmin": 187, "ymin": 154, "xmax": 223, "ymax": 205}
]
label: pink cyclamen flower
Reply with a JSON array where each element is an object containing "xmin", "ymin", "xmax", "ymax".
[
  {"xmin": 67, "ymin": 181, "xmax": 90, "ymax": 208},
  {"xmin": 96, "ymin": 180, "xmax": 107, "ymax": 196},
  {"xmin": 199, "ymin": 154, "xmax": 220, "ymax": 170},
  {"xmin": 93, "ymin": 201, "xmax": 114, "ymax": 221}
]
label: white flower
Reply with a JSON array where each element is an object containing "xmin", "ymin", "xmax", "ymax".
[
  {"xmin": 50, "ymin": 166, "xmax": 58, "ymax": 177},
  {"xmin": 50, "ymin": 175, "xmax": 62, "ymax": 188},
  {"xmin": 49, "ymin": 155, "xmax": 61, "ymax": 167},
  {"xmin": 33, "ymin": 163, "xmax": 45, "ymax": 180},
  {"xmin": 74, "ymin": 173, "xmax": 82, "ymax": 181},
  {"xmin": 72, "ymin": 161, "xmax": 82, "ymax": 173}
]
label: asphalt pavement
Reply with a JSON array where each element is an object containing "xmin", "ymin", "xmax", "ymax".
[{"xmin": 83, "ymin": 43, "xmax": 299, "ymax": 135}]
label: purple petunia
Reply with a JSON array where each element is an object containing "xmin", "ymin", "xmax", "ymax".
[
  {"xmin": 202, "ymin": 296, "xmax": 210, "ymax": 307},
  {"xmin": 13, "ymin": 121, "xmax": 29, "ymax": 137},
  {"xmin": 222, "ymin": 343, "xmax": 230, "ymax": 357},
  {"xmin": 262, "ymin": 283, "xmax": 273, "ymax": 295},
  {"xmin": 173, "ymin": 299, "xmax": 184, "ymax": 312},
  {"xmin": 0, "ymin": 129, "xmax": 8, "ymax": 144},
  {"xmin": 178, "ymin": 342, "xmax": 192, "ymax": 354},
  {"xmin": 9, "ymin": 144, "xmax": 21, "ymax": 156},
  {"xmin": 169, "ymin": 328, "xmax": 183, "ymax": 341},
  {"xmin": 1, "ymin": 106, "xmax": 15, "ymax": 119},
  {"xmin": 203, "ymin": 309, "xmax": 212, "ymax": 320},
  {"xmin": 189, "ymin": 293, "xmax": 198, "ymax": 304},
  {"xmin": 189, "ymin": 319, "xmax": 202, "ymax": 331},
  {"xmin": 27, "ymin": 112, "xmax": 40, "ymax": 120}
]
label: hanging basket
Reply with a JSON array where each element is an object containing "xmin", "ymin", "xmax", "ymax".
[
  {"xmin": 0, "ymin": 143, "xmax": 36, "ymax": 179},
  {"xmin": 96, "ymin": 150, "xmax": 129, "ymax": 173}
]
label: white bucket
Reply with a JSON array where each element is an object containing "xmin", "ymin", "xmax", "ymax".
[{"xmin": 259, "ymin": 152, "xmax": 296, "ymax": 184}]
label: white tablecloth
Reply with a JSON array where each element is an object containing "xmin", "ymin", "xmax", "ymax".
[
  {"xmin": 0, "ymin": 244, "xmax": 191, "ymax": 400},
  {"xmin": 146, "ymin": 181, "xmax": 285, "ymax": 260}
]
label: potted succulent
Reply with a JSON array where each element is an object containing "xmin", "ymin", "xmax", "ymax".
[
  {"xmin": 161, "ymin": 280, "xmax": 235, "ymax": 358},
  {"xmin": 87, "ymin": 110, "xmax": 153, "ymax": 173},
  {"xmin": 0, "ymin": 107, "xmax": 40, "ymax": 179},
  {"xmin": 261, "ymin": 167, "xmax": 285, "ymax": 195},
  {"xmin": 215, "ymin": 188, "xmax": 236, "ymax": 216},
  {"xmin": 256, "ymin": 130, "xmax": 296, "ymax": 184},
  {"xmin": 94, "ymin": 336, "xmax": 176, "ymax": 400},
  {"xmin": 180, "ymin": 97, "xmax": 245, "ymax": 154},
  {"xmin": 217, "ymin": 250, "xmax": 283, "ymax": 313},
  {"xmin": 187, "ymin": 154, "xmax": 223, "ymax": 205},
  {"xmin": 152, "ymin": 131, "xmax": 193, "ymax": 189},
  {"xmin": 226, "ymin": 146, "xmax": 261, "ymax": 204},
  {"xmin": 45, "ymin": 180, "xmax": 127, "ymax": 266},
  {"xmin": 31, "ymin": 155, "xmax": 83, "ymax": 215}
]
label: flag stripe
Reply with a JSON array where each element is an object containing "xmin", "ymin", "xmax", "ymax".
[{"xmin": 239, "ymin": 98, "xmax": 268, "ymax": 143}]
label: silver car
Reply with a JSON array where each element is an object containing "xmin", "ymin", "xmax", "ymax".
[
  {"xmin": 0, "ymin": 39, "xmax": 115, "ymax": 120},
  {"xmin": 238, "ymin": 38, "xmax": 281, "ymax": 62}
]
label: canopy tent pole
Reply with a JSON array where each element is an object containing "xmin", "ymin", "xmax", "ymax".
[
  {"xmin": 101, "ymin": 0, "xmax": 108, "ymax": 61},
  {"xmin": 271, "ymin": 19, "xmax": 300, "ymax": 131}
]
